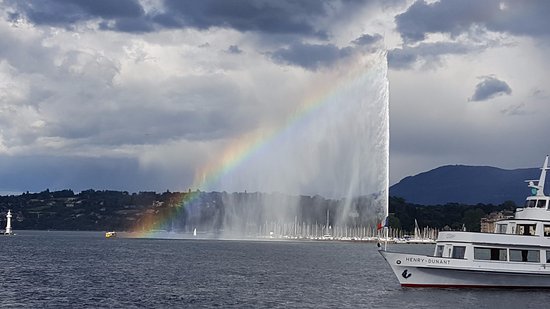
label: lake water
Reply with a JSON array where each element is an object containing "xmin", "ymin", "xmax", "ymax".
[{"xmin": 1, "ymin": 231, "xmax": 550, "ymax": 308}]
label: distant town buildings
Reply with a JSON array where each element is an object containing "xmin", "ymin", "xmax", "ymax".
[{"xmin": 480, "ymin": 211, "xmax": 514, "ymax": 233}]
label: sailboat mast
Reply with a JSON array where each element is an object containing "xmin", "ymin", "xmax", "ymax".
[
  {"xmin": 537, "ymin": 156, "xmax": 549, "ymax": 196},
  {"xmin": 326, "ymin": 208, "xmax": 330, "ymax": 236},
  {"xmin": 528, "ymin": 156, "xmax": 549, "ymax": 196}
]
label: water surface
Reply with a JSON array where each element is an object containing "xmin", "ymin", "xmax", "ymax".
[{"xmin": 1, "ymin": 231, "xmax": 549, "ymax": 308}]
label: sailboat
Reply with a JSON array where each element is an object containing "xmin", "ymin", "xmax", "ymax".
[
  {"xmin": 406, "ymin": 219, "xmax": 435, "ymax": 244},
  {"xmin": 322, "ymin": 209, "xmax": 332, "ymax": 240}
]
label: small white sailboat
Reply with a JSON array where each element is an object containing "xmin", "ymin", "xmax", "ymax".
[
  {"xmin": 193, "ymin": 228, "xmax": 197, "ymax": 237},
  {"xmin": 405, "ymin": 219, "xmax": 435, "ymax": 244},
  {"xmin": 322, "ymin": 209, "xmax": 333, "ymax": 240}
]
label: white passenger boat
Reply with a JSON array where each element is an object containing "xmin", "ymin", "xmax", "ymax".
[{"xmin": 380, "ymin": 156, "xmax": 550, "ymax": 288}]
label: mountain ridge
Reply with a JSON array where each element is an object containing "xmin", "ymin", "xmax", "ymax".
[{"xmin": 389, "ymin": 164, "xmax": 540, "ymax": 205}]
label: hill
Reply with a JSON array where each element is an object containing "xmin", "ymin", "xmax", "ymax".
[{"xmin": 390, "ymin": 165, "xmax": 540, "ymax": 205}]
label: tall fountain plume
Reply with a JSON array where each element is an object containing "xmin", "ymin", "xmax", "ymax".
[
  {"xmin": 210, "ymin": 49, "xmax": 389, "ymax": 238},
  {"xmin": 146, "ymin": 49, "xmax": 389, "ymax": 239}
]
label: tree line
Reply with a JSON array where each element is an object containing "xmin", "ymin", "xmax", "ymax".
[{"xmin": 0, "ymin": 189, "xmax": 518, "ymax": 232}]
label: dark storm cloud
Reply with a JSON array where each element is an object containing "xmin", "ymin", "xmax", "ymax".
[
  {"xmin": 159, "ymin": 0, "xmax": 332, "ymax": 39},
  {"xmin": 269, "ymin": 42, "xmax": 353, "ymax": 70},
  {"xmin": 396, "ymin": 0, "xmax": 550, "ymax": 43},
  {"xmin": 388, "ymin": 41, "xmax": 474, "ymax": 69},
  {"xmin": 0, "ymin": 155, "xmax": 141, "ymax": 192},
  {"xmin": 352, "ymin": 33, "xmax": 383, "ymax": 46},
  {"xmin": 5, "ymin": 0, "xmax": 367, "ymax": 37},
  {"xmin": 3, "ymin": 0, "xmax": 381, "ymax": 74},
  {"xmin": 227, "ymin": 45, "xmax": 243, "ymax": 54},
  {"xmin": 395, "ymin": 0, "xmax": 499, "ymax": 43},
  {"xmin": 100, "ymin": 17, "xmax": 154, "ymax": 33},
  {"xmin": 0, "ymin": 155, "xmax": 193, "ymax": 193},
  {"xmin": 469, "ymin": 76, "xmax": 512, "ymax": 102},
  {"xmin": 268, "ymin": 33, "xmax": 383, "ymax": 70},
  {"xmin": 6, "ymin": 0, "xmax": 147, "ymax": 32},
  {"xmin": 269, "ymin": 32, "xmax": 385, "ymax": 71},
  {"xmin": 490, "ymin": 1, "xmax": 550, "ymax": 37}
]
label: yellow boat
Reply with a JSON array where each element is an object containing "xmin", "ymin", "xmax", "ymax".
[{"xmin": 105, "ymin": 231, "xmax": 117, "ymax": 238}]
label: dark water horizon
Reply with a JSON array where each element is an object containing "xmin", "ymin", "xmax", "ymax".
[{"xmin": 1, "ymin": 230, "xmax": 550, "ymax": 308}]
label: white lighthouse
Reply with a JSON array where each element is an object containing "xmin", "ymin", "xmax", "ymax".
[{"xmin": 5, "ymin": 209, "xmax": 13, "ymax": 235}]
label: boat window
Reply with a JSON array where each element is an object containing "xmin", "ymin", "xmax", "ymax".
[
  {"xmin": 546, "ymin": 250, "xmax": 550, "ymax": 263},
  {"xmin": 496, "ymin": 224, "xmax": 507, "ymax": 234},
  {"xmin": 545, "ymin": 225, "xmax": 550, "ymax": 237},
  {"xmin": 509, "ymin": 249, "xmax": 540, "ymax": 263},
  {"xmin": 525, "ymin": 200, "xmax": 536, "ymax": 208},
  {"xmin": 537, "ymin": 200, "xmax": 547, "ymax": 208},
  {"xmin": 452, "ymin": 246, "xmax": 466, "ymax": 259},
  {"xmin": 435, "ymin": 245, "xmax": 444, "ymax": 257},
  {"xmin": 516, "ymin": 224, "xmax": 536, "ymax": 236},
  {"xmin": 474, "ymin": 247, "xmax": 507, "ymax": 261}
]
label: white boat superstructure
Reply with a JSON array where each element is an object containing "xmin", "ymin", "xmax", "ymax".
[{"xmin": 380, "ymin": 156, "xmax": 550, "ymax": 288}]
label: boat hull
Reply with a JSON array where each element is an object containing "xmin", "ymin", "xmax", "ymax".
[{"xmin": 379, "ymin": 250, "xmax": 550, "ymax": 288}]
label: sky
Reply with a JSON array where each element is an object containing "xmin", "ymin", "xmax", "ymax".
[{"xmin": 0, "ymin": 0, "xmax": 549, "ymax": 195}]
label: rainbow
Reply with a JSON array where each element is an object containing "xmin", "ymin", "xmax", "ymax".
[{"xmin": 132, "ymin": 52, "xmax": 386, "ymax": 237}]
